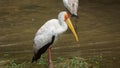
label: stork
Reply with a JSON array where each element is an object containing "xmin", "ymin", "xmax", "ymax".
[
  {"xmin": 63, "ymin": 0, "xmax": 79, "ymax": 17},
  {"xmin": 32, "ymin": 11, "xmax": 79, "ymax": 68}
]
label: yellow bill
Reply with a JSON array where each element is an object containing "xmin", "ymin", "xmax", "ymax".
[{"xmin": 65, "ymin": 18, "xmax": 79, "ymax": 42}]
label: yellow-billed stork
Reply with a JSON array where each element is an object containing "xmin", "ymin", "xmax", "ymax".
[{"xmin": 32, "ymin": 11, "xmax": 79, "ymax": 68}]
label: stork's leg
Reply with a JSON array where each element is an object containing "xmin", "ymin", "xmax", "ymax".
[{"xmin": 48, "ymin": 47, "xmax": 53, "ymax": 68}]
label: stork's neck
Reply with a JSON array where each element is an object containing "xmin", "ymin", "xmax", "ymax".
[{"xmin": 58, "ymin": 17, "xmax": 68, "ymax": 34}]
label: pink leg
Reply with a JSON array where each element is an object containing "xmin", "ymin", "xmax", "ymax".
[{"xmin": 48, "ymin": 47, "xmax": 53, "ymax": 68}]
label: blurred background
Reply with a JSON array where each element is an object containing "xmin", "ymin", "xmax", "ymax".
[{"xmin": 0, "ymin": 0, "xmax": 120, "ymax": 68}]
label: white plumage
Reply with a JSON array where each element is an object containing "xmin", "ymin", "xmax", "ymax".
[
  {"xmin": 32, "ymin": 11, "xmax": 79, "ymax": 64},
  {"xmin": 34, "ymin": 14, "xmax": 68, "ymax": 52},
  {"xmin": 63, "ymin": 0, "xmax": 79, "ymax": 16}
]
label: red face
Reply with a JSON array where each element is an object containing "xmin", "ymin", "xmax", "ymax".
[{"xmin": 64, "ymin": 13, "xmax": 70, "ymax": 21}]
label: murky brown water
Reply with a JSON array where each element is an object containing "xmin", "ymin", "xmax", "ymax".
[{"xmin": 0, "ymin": 0, "xmax": 120, "ymax": 68}]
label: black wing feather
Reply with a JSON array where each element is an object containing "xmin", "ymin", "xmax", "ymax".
[{"xmin": 32, "ymin": 35, "xmax": 55, "ymax": 63}]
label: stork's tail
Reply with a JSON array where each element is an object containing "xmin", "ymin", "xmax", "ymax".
[
  {"xmin": 31, "ymin": 56, "xmax": 35, "ymax": 63},
  {"xmin": 31, "ymin": 54, "xmax": 41, "ymax": 63}
]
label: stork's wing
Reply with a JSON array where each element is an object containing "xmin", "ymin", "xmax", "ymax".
[
  {"xmin": 32, "ymin": 35, "xmax": 55, "ymax": 62},
  {"xmin": 32, "ymin": 19, "xmax": 58, "ymax": 62}
]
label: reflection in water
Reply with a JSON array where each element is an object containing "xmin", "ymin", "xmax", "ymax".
[{"xmin": 0, "ymin": 0, "xmax": 120, "ymax": 68}]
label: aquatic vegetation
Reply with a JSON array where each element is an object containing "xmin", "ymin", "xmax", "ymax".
[
  {"xmin": 5, "ymin": 60, "xmax": 25, "ymax": 68},
  {"xmin": 5, "ymin": 56, "xmax": 106, "ymax": 68},
  {"xmin": 54, "ymin": 57, "xmax": 89, "ymax": 68},
  {"xmin": 37, "ymin": 55, "xmax": 47, "ymax": 65},
  {"xmin": 86, "ymin": 56, "xmax": 104, "ymax": 68}
]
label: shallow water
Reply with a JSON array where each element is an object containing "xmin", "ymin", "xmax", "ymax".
[{"xmin": 0, "ymin": 0, "xmax": 120, "ymax": 68}]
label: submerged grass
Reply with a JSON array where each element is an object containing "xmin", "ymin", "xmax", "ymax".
[
  {"xmin": 5, "ymin": 60, "xmax": 25, "ymax": 68},
  {"xmin": 5, "ymin": 56, "xmax": 105, "ymax": 68},
  {"xmin": 54, "ymin": 57, "xmax": 89, "ymax": 68}
]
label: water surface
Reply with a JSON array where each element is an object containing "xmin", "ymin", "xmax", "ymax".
[{"xmin": 0, "ymin": 0, "xmax": 120, "ymax": 68}]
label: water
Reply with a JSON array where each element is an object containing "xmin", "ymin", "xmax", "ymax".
[{"xmin": 0, "ymin": 0, "xmax": 120, "ymax": 68}]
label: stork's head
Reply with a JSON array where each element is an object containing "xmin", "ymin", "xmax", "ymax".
[{"xmin": 58, "ymin": 11, "xmax": 79, "ymax": 42}]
